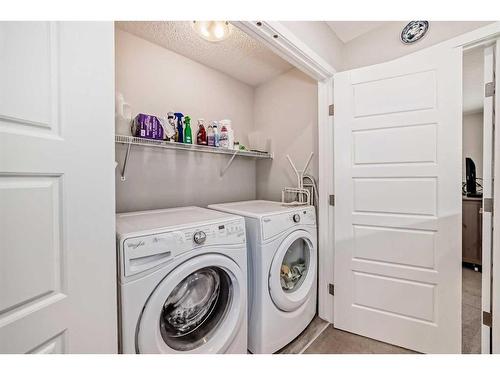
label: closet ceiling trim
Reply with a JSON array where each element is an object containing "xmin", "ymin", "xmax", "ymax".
[{"xmin": 232, "ymin": 21, "xmax": 336, "ymax": 81}]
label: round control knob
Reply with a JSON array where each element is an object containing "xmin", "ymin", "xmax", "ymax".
[
  {"xmin": 193, "ymin": 231, "xmax": 207, "ymax": 245},
  {"xmin": 292, "ymin": 214, "xmax": 301, "ymax": 223}
]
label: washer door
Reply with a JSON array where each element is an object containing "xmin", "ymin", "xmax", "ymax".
[
  {"xmin": 137, "ymin": 254, "xmax": 245, "ymax": 353},
  {"xmin": 269, "ymin": 230, "xmax": 316, "ymax": 312}
]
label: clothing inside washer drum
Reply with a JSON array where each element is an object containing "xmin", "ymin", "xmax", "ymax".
[{"xmin": 159, "ymin": 267, "xmax": 232, "ymax": 350}]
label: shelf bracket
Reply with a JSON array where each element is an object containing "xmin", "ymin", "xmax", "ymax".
[
  {"xmin": 120, "ymin": 139, "xmax": 132, "ymax": 182},
  {"xmin": 220, "ymin": 150, "xmax": 239, "ymax": 177}
]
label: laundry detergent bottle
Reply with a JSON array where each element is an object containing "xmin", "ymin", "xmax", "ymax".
[
  {"xmin": 212, "ymin": 121, "xmax": 220, "ymax": 147},
  {"xmin": 207, "ymin": 124, "xmax": 215, "ymax": 147},
  {"xmin": 219, "ymin": 122, "xmax": 229, "ymax": 149},
  {"xmin": 197, "ymin": 119, "xmax": 207, "ymax": 145},
  {"xmin": 174, "ymin": 112, "xmax": 184, "ymax": 143},
  {"xmin": 184, "ymin": 115, "xmax": 192, "ymax": 144}
]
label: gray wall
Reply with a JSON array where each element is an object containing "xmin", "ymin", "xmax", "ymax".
[
  {"xmin": 115, "ymin": 29, "xmax": 257, "ymax": 213},
  {"xmin": 115, "ymin": 145, "xmax": 257, "ymax": 213},
  {"xmin": 254, "ymin": 68, "xmax": 318, "ymax": 201},
  {"xmin": 463, "ymin": 112, "xmax": 484, "ymax": 181}
]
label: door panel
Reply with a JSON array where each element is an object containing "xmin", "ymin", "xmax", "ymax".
[
  {"xmin": 353, "ymin": 177, "xmax": 437, "ymax": 215},
  {"xmin": 0, "ymin": 22, "xmax": 116, "ymax": 353},
  {"xmin": 0, "ymin": 176, "xmax": 62, "ymax": 313},
  {"xmin": 353, "ymin": 123, "xmax": 437, "ymax": 164},
  {"xmin": 353, "ymin": 225, "xmax": 436, "ymax": 269},
  {"xmin": 352, "ymin": 71, "xmax": 436, "ymax": 117},
  {"xmin": 353, "ymin": 272, "xmax": 435, "ymax": 322},
  {"xmin": 334, "ymin": 46, "xmax": 462, "ymax": 353}
]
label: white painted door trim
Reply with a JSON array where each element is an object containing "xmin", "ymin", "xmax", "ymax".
[
  {"xmin": 231, "ymin": 21, "xmax": 335, "ymax": 82},
  {"xmin": 492, "ymin": 39, "xmax": 500, "ymax": 354},
  {"xmin": 482, "ymin": 45, "xmax": 495, "ymax": 354},
  {"xmin": 316, "ymin": 77, "xmax": 335, "ymax": 322},
  {"xmin": 233, "ymin": 21, "xmax": 337, "ymax": 323}
]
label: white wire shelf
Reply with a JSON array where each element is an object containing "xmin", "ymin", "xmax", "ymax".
[
  {"xmin": 115, "ymin": 134, "xmax": 273, "ymax": 181},
  {"xmin": 115, "ymin": 135, "xmax": 273, "ymax": 159}
]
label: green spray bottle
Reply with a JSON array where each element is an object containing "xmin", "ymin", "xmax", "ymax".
[{"xmin": 184, "ymin": 115, "xmax": 192, "ymax": 144}]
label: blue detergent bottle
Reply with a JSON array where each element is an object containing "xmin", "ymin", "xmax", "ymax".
[{"xmin": 174, "ymin": 112, "xmax": 184, "ymax": 143}]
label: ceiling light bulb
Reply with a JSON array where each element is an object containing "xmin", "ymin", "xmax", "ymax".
[
  {"xmin": 214, "ymin": 25, "xmax": 224, "ymax": 39},
  {"xmin": 192, "ymin": 21, "xmax": 232, "ymax": 42}
]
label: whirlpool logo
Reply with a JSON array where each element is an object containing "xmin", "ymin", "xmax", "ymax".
[{"xmin": 127, "ymin": 240, "xmax": 145, "ymax": 249}]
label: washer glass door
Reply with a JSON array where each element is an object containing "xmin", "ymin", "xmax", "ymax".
[
  {"xmin": 269, "ymin": 230, "xmax": 316, "ymax": 312},
  {"xmin": 137, "ymin": 254, "xmax": 244, "ymax": 354},
  {"xmin": 160, "ymin": 267, "xmax": 231, "ymax": 351}
]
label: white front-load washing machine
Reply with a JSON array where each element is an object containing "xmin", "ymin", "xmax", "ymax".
[
  {"xmin": 116, "ymin": 206, "xmax": 247, "ymax": 354},
  {"xmin": 208, "ymin": 200, "xmax": 317, "ymax": 353}
]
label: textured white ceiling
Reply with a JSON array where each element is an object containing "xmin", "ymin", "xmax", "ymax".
[
  {"xmin": 463, "ymin": 47, "xmax": 484, "ymax": 114},
  {"xmin": 115, "ymin": 21, "xmax": 293, "ymax": 87},
  {"xmin": 326, "ymin": 21, "xmax": 389, "ymax": 43}
]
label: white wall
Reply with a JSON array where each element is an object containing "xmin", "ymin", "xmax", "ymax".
[
  {"xmin": 115, "ymin": 29, "xmax": 257, "ymax": 212},
  {"xmin": 254, "ymin": 68, "xmax": 318, "ymax": 201},
  {"xmin": 463, "ymin": 112, "xmax": 484, "ymax": 181},
  {"xmin": 282, "ymin": 21, "xmax": 493, "ymax": 72},
  {"xmin": 282, "ymin": 21, "xmax": 344, "ymax": 71},
  {"xmin": 341, "ymin": 21, "xmax": 493, "ymax": 70},
  {"xmin": 463, "ymin": 47, "xmax": 485, "ymax": 114}
]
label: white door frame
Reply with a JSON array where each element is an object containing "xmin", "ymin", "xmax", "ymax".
[
  {"xmin": 232, "ymin": 21, "xmax": 337, "ymax": 322},
  {"xmin": 481, "ymin": 44, "xmax": 495, "ymax": 353},
  {"xmin": 492, "ymin": 38, "xmax": 500, "ymax": 353},
  {"xmin": 234, "ymin": 22, "xmax": 500, "ymax": 348}
]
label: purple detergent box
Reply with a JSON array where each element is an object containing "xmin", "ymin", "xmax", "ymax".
[{"xmin": 131, "ymin": 113, "xmax": 164, "ymax": 140}]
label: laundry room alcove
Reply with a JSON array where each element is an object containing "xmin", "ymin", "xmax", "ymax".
[{"xmin": 114, "ymin": 21, "xmax": 319, "ymax": 213}]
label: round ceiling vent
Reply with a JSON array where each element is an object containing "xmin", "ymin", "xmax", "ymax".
[{"xmin": 401, "ymin": 21, "xmax": 429, "ymax": 44}]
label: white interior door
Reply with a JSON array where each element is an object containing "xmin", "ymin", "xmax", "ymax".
[
  {"xmin": 0, "ymin": 22, "xmax": 117, "ymax": 353},
  {"xmin": 333, "ymin": 45, "xmax": 462, "ymax": 353},
  {"xmin": 481, "ymin": 44, "xmax": 495, "ymax": 354}
]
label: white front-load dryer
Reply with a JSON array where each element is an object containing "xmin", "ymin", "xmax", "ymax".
[
  {"xmin": 208, "ymin": 200, "xmax": 317, "ymax": 353},
  {"xmin": 116, "ymin": 206, "xmax": 247, "ymax": 354}
]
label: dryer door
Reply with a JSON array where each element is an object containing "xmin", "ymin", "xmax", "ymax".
[
  {"xmin": 269, "ymin": 230, "xmax": 316, "ymax": 312},
  {"xmin": 137, "ymin": 254, "xmax": 245, "ymax": 353}
]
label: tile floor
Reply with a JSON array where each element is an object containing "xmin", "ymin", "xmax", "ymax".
[
  {"xmin": 462, "ymin": 265, "xmax": 481, "ymax": 354},
  {"xmin": 278, "ymin": 266, "xmax": 481, "ymax": 354},
  {"xmin": 278, "ymin": 316, "xmax": 414, "ymax": 354}
]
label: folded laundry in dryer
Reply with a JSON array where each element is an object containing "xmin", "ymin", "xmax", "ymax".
[{"xmin": 280, "ymin": 261, "xmax": 306, "ymax": 290}]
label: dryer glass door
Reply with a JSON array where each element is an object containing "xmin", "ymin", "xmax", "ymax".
[
  {"xmin": 269, "ymin": 230, "xmax": 316, "ymax": 312},
  {"xmin": 280, "ymin": 237, "xmax": 310, "ymax": 293}
]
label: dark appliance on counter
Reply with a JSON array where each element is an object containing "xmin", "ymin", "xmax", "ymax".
[{"xmin": 465, "ymin": 157, "xmax": 482, "ymax": 198}]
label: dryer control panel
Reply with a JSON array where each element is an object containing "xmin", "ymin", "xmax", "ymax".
[
  {"xmin": 121, "ymin": 219, "xmax": 245, "ymax": 277},
  {"xmin": 261, "ymin": 207, "xmax": 316, "ymax": 241}
]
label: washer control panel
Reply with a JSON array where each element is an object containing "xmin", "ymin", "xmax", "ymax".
[
  {"xmin": 121, "ymin": 218, "xmax": 246, "ymax": 278},
  {"xmin": 182, "ymin": 219, "xmax": 245, "ymax": 246}
]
